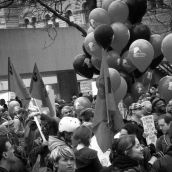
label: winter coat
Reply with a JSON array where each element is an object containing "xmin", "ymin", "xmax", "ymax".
[
  {"xmin": 75, "ymin": 147, "xmax": 102, "ymax": 172},
  {"xmin": 151, "ymin": 145, "xmax": 172, "ymax": 172}
]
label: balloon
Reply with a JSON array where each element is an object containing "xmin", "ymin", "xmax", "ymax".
[
  {"xmin": 131, "ymin": 82, "xmax": 145, "ymax": 100},
  {"xmin": 129, "ymin": 23, "xmax": 151, "ymax": 44},
  {"xmin": 125, "ymin": 0, "xmax": 147, "ymax": 24},
  {"xmin": 91, "ymin": 56, "xmax": 101, "ymax": 70},
  {"xmin": 89, "ymin": 8, "xmax": 110, "ymax": 29},
  {"xmin": 94, "ymin": 24, "xmax": 114, "ymax": 50},
  {"xmin": 158, "ymin": 76, "xmax": 172, "ymax": 103},
  {"xmin": 121, "ymin": 50, "xmax": 136, "ymax": 73},
  {"xmin": 82, "ymin": 44, "xmax": 91, "ymax": 59},
  {"xmin": 73, "ymin": 54, "xmax": 94, "ymax": 79},
  {"xmin": 87, "ymin": 26, "xmax": 94, "ymax": 34},
  {"xmin": 83, "ymin": 32, "xmax": 102, "ymax": 59},
  {"xmin": 102, "ymin": 0, "xmax": 114, "ymax": 11},
  {"xmin": 91, "ymin": 51, "xmax": 121, "ymax": 70},
  {"xmin": 109, "ymin": 68, "xmax": 121, "ymax": 92},
  {"xmin": 74, "ymin": 97, "xmax": 92, "ymax": 118},
  {"xmin": 114, "ymin": 77, "xmax": 128, "ymax": 103},
  {"xmin": 127, "ymin": 39, "xmax": 154, "ymax": 72},
  {"xmin": 161, "ymin": 33, "xmax": 172, "ymax": 63},
  {"xmin": 111, "ymin": 22, "xmax": 130, "ymax": 54},
  {"xmin": 108, "ymin": 0, "xmax": 129, "ymax": 23},
  {"xmin": 107, "ymin": 51, "xmax": 121, "ymax": 69},
  {"xmin": 150, "ymin": 34, "xmax": 163, "ymax": 58},
  {"xmin": 120, "ymin": 71, "xmax": 133, "ymax": 92}
]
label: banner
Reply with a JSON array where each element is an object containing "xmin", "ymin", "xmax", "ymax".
[
  {"xmin": 8, "ymin": 57, "xmax": 31, "ymax": 107},
  {"xmin": 93, "ymin": 50, "xmax": 124, "ymax": 152},
  {"xmin": 30, "ymin": 63, "xmax": 55, "ymax": 117}
]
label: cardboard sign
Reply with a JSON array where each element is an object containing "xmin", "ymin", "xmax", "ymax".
[{"xmin": 141, "ymin": 115, "xmax": 157, "ymax": 145}]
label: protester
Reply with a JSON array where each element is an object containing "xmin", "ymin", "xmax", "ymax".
[
  {"xmin": 101, "ymin": 135, "xmax": 145, "ymax": 172},
  {"xmin": 61, "ymin": 106, "xmax": 74, "ymax": 117},
  {"xmin": 156, "ymin": 114, "xmax": 172, "ymax": 154},
  {"xmin": 0, "ymin": 137, "xmax": 16, "ymax": 172},
  {"xmin": 72, "ymin": 125, "xmax": 102, "ymax": 172},
  {"xmin": 151, "ymin": 144, "xmax": 172, "ymax": 172}
]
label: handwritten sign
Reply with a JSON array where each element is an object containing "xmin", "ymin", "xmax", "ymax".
[{"xmin": 141, "ymin": 115, "xmax": 157, "ymax": 145}]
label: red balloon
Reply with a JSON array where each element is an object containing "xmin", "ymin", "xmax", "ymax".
[
  {"xmin": 84, "ymin": 32, "xmax": 102, "ymax": 59},
  {"xmin": 102, "ymin": 0, "xmax": 114, "ymax": 11},
  {"xmin": 89, "ymin": 8, "xmax": 110, "ymax": 29},
  {"xmin": 108, "ymin": 0, "xmax": 129, "ymax": 23},
  {"xmin": 150, "ymin": 34, "xmax": 162, "ymax": 59},
  {"xmin": 121, "ymin": 51, "xmax": 136, "ymax": 73},
  {"xmin": 127, "ymin": 39, "xmax": 154, "ymax": 72},
  {"xmin": 91, "ymin": 56, "xmax": 101, "ymax": 70},
  {"xmin": 109, "ymin": 68, "xmax": 121, "ymax": 92},
  {"xmin": 158, "ymin": 76, "xmax": 172, "ymax": 103},
  {"xmin": 161, "ymin": 33, "xmax": 172, "ymax": 63},
  {"xmin": 114, "ymin": 77, "xmax": 128, "ymax": 103},
  {"xmin": 111, "ymin": 22, "xmax": 130, "ymax": 54}
]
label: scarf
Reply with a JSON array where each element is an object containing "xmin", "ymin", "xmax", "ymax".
[{"xmin": 113, "ymin": 155, "xmax": 139, "ymax": 170}]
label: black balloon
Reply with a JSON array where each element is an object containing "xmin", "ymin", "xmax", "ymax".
[
  {"xmin": 125, "ymin": 0, "xmax": 147, "ymax": 24},
  {"xmin": 121, "ymin": 23, "xmax": 151, "ymax": 55},
  {"xmin": 94, "ymin": 24, "xmax": 114, "ymax": 50},
  {"xmin": 130, "ymin": 23, "xmax": 151, "ymax": 42},
  {"xmin": 73, "ymin": 54, "xmax": 94, "ymax": 79}
]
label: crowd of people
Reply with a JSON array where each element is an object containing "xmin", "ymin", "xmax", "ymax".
[{"xmin": 0, "ymin": 86, "xmax": 172, "ymax": 172}]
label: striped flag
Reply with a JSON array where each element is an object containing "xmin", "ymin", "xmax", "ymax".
[
  {"xmin": 93, "ymin": 50, "xmax": 124, "ymax": 152},
  {"xmin": 8, "ymin": 57, "xmax": 31, "ymax": 107},
  {"xmin": 29, "ymin": 63, "xmax": 55, "ymax": 116}
]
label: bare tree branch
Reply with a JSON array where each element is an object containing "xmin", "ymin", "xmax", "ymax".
[
  {"xmin": 36, "ymin": 0, "xmax": 87, "ymax": 37},
  {"xmin": 0, "ymin": 0, "xmax": 14, "ymax": 8}
]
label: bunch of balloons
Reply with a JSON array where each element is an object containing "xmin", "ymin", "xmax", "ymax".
[{"xmin": 73, "ymin": 0, "xmax": 170, "ymax": 106}]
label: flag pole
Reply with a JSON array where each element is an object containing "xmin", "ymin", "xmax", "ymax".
[{"xmin": 32, "ymin": 98, "xmax": 47, "ymax": 142}]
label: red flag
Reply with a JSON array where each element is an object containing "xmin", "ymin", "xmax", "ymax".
[
  {"xmin": 93, "ymin": 51, "xmax": 124, "ymax": 152},
  {"xmin": 8, "ymin": 57, "xmax": 31, "ymax": 107},
  {"xmin": 30, "ymin": 63, "xmax": 55, "ymax": 116}
]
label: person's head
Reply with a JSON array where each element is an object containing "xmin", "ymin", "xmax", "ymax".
[
  {"xmin": 129, "ymin": 103, "xmax": 144, "ymax": 121},
  {"xmin": 72, "ymin": 125, "xmax": 92, "ymax": 148},
  {"xmin": 80, "ymin": 108, "xmax": 94, "ymax": 123},
  {"xmin": 50, "ymin": 145, "xmax": 75, "ymax": 172},
  {"xmin": 112, "ymin": 135, "xmax": 143, "ymax": 161},
  {"xmin": 0, "ymin": 99, "xmax": 6, "ymax": 106},
  {"xmin": 58, "ymin": 117, "xmax": 81, "ymax": 144},
  {"xmin": 141, "ymin": 100, "xmax": 152, "ymax": 115},
  {"xmin": 74, "ymin": 97, "xmax": 92, "ymax": 118},
  {"xmin": 17, "ymin": 108, "xmax": 28, "ymax": 122},
  {"xmin": 0, "ymin": 137, "xmax": 15, "ymax": 164},
  {"xmin": 61, "ymin": 106, "xmax": 73, "ymax": 117},
  {"xmin": 120, "ymin": 123, "xmax": 139, "ymax": 137},
  {"xmin": 151, "ymin": 97, "xmax": 166, "ymax": 114},
  {"xmin": 149, "ymin": 86, "xmax": 157, "ymax": 95},
  {"xmin": 166, "ymin": 99, "xmax": 172, "ymax": 114},
  {"xmin": 158, "ymin": 114, "xmax": 172, "ymax": 134}
]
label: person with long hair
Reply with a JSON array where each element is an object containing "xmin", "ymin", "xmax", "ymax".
[{"xmin": 102, "ymin": 135, "xmax": 145, "ymax": 172}]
